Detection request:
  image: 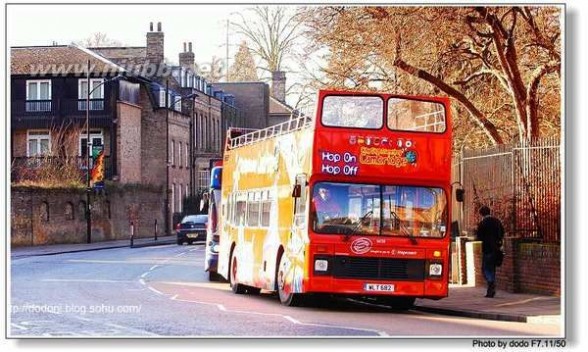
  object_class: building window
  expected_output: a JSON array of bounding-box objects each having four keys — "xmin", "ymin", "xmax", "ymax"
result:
[
  {"xmin": 27, "ymin": 130, "xmax": 51, "ymax": 157},
  {"xmin": 78, "ymin": 78, "xmax": 105, "ymax": 110},
  {"xmin": 174, "ymin": 96, "xmax": 182, "ymax": 112},
  {"xmin": 79, "ymin": 130, "xmax": 104, "ymax": 157},
  {"xmin": 186, "ymin": 184, "xmax": 189, "ymax": 198},
  {"xmin": 185, "ymin": 143, "xmax": 189, "ymax": 167},
  {"xmin": 65, "ymin": 202, "xmax": 75, "ymax": 220},
  {"xmin": 171, "ymin": 140, "xmax": 175, "ymax": 165},
  {"xmin": 171, "ymin": 184, "xmax": 175, "ymax": 213},
  {"xmin": 26, "ymin": 80, "xmax": 52, "ymax": 112},
  {"xmin": 40, "ymin": 201, "xmax": 49, "ymax": 222},
  {"xmin": 159, "ymin": 89, "xmax": 166, "ymax": 108},
  {"xmin": 177, "ymin": 184, "xmax": 182, "ymax": 213},
  {"xmin": 178, "ymin": 141, "xmax": 182, "ymax": 168}
]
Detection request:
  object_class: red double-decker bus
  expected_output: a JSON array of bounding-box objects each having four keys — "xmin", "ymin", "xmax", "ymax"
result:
[{"xmin": 215, "ymin": 89, "xmax": 454, "ymax": 309}]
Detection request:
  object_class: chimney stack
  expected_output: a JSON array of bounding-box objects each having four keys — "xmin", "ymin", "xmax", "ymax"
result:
[
  {"xmin": 271, "ymin": 71, "xmax": 286, "ymax": 103},
  {"xmin": 179, "ymin": 41, "xmax": 195, "ymax": 70},
  {"xmin": 146, "ymin": 21, "xmax": 164, "ymax": 64}
]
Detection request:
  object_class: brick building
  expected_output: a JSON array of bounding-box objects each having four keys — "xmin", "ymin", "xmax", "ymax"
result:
[{"xmin": 10, "ymin": 22, "xmax": 245, "ymax": 236}]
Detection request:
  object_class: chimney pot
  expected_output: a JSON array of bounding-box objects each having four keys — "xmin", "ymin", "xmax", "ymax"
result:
[
  {"xmin": 157, "ymin": 22, "xmax": 162, "ymax": 32},
  {"xmin": 183, "ymin": 42, "xmax": 187, "ymax": 52},
  {"xmin": 189, "ymin": 42, "xmax": 193, "ymax": 52},
  {"xmin": 150, "ymin": 22, "xmax": 153, "ymax": 31}
]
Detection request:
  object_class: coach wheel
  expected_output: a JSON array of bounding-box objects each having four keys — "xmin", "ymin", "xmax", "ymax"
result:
[
  {"xmin": 277, "ymin": 254, "xmax": 303, "ymax": 306},
  {"xmin": 230, "ymin": 251, "xmax": 246, "ymax": 294}
]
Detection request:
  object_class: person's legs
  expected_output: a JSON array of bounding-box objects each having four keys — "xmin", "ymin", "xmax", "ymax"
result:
[{"xmin": 482, "ymin": 252, "xmax": 496, "ymax": 297}]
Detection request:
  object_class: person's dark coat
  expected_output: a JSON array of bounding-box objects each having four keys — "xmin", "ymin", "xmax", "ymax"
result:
[{"xmin": 476, "ymin": 216, "xmax": 505, "ymax": 254}]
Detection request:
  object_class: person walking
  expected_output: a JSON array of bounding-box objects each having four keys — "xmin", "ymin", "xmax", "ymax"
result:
[{"xmin": 476, "ymin": 205, "xmax": 505, "ymax": 298}]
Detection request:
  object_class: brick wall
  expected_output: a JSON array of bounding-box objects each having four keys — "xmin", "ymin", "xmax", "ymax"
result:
[
  {"xmin": 116, "ymin": 101, "xmax": 142, "ymax": 183},
  {"xmin": 514, "ymin": 241, "xmax": 561, "ymax": 296},
  {"xmin": 12, "ymin": 130, "xmax": 27, "ymax": 157},
  {"xmin": 139, "ymin": 86, "xmax": 166, "ymax": 185},
  {"xmin": 462, "ymin": 238, "xmax": 560, "ymax": 296},
  {"xmin": 11, "ymin": 185, "xmax": 165, "ymax": 246},
  {"xmin": 212, "ymin": 82, "xmax": 269, "ymax": 130}
]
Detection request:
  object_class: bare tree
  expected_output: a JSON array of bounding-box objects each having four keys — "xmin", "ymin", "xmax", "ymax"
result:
[
  {"xmin": 232, "ymin": 6, "xmax": 303, "ymax": 74},
  {"xmin": 76, "ymin": 32, "xmax": 123, "ymax": 47}
]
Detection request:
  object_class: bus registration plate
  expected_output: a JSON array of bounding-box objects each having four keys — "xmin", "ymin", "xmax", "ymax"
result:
[{"xmin": 364, "ymin": 283, "xmax": 395, "ymax": 292}]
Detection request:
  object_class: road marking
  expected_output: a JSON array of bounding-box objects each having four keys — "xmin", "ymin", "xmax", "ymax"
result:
[
  {"xmin": 11, "ymin": 323, "xmax": 28, "ymax": 331},
  {"xmin": 169, "ymin": 296, "xmax": 384, "ymax": 336},
  {"xmin": 42, "ymin": 279, "xmax": 133, "ymax": 283},
  {"xmin": 149, "ymin": 265, "xmax": 160, "ymax": 271},
  {"xmin": 139, "ymin": 278, "xmax": 146, "ymax": 285},
  {"xmin": 147, "ymin": 286, "xmax": 166, "ymax": 296},
  {"xmin": 140, "ymin": 272, "xmax": 149, "ymax": 278},
  {"xmin": 283, "ymin": 315, "xmax": 388, "ymax": 336}
]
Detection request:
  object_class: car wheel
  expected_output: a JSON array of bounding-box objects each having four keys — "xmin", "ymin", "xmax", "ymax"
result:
[
  {"xmin": 188, "ymin": 240, "xmax": 193, "ymax": 245},
  {"xmin": 276, "ymin": 254, "xmax": 303, "ymax": 306},
  {"xmin": 177, "ymin": 239, "xmax": 183, "ymax": 245},
  {"xmin": 230, "ymin": 251, "xmax": 246, "ymax": 294}
]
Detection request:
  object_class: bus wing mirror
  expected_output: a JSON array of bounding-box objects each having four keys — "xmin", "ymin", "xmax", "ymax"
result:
[
  {"xmin": 292, "ymin": 184, "xmax": 301, "ymax": 198},
  {"xmin": 455, "ymin": 189, "xmax": 465, "ymax": 202}
]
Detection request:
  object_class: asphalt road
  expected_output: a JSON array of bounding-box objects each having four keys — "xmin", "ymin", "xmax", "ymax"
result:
[{"xmin": 9, "ymin": 244, "xmax": 560, "ymax": 337}]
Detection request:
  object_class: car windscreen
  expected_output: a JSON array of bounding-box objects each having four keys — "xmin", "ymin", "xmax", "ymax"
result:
[{"xmin": 182, "ymin": 215, "xmax": 208, "ymax": 224}]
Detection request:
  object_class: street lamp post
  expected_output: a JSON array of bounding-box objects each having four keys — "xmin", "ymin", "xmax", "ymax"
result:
[
  {"xmin": 164, "ymin": 79, "xmax": 197, "ymax": 236},
  {"xmin": 85, "ymin": 59, "xmax": 123, "ymax": 243}
]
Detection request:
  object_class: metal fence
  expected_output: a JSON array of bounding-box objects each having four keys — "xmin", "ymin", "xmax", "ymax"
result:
[{"xmin": 456, "ymin": 137, "xmax": 561, "ymax": 243}]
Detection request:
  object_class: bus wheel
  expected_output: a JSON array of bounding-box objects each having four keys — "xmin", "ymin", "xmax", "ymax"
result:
[
  {"xmin": 277, "ymin": 254, "xmax": 303, "ymax": 306},
  {"xmin": 230, "ymin": 252, "xmax": 246, "ymax": 294}
]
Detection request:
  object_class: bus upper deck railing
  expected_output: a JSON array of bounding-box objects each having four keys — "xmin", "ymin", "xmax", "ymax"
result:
[{"xmin": 226, "ymin": 115, "xmax": 313, "ymax": 150}]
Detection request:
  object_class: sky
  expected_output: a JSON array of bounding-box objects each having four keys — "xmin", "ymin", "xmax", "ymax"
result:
[{"xmin": 8, "ymin": 4, "xmax": 255, "ymax": 70}]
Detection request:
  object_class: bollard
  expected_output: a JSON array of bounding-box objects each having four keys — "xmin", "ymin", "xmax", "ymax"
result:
[
  {"xmin": 130, "ymin": 221, "xmax": 135, "ymax": 247},
  {"xmin": 154, "ymin": 219, "xmax": 158, "ymax": 241}
]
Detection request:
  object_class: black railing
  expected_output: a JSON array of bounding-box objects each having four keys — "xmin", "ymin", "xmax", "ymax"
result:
[
  {"xmin": 25, "ymin": 100, "xmax": 52, "ymax": 112},
  {"xmin": 77, "ymin": 99, "xmax": 105, "ymax": 111},
  {"xmin": 11, "ymin": 156, "xmax": 113, "ymax": 184}
]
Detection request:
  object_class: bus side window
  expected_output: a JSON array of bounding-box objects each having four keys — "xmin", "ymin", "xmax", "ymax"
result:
[{"xmin": 294, "ymin": 174, "xmax": 308, "ymax": 227}]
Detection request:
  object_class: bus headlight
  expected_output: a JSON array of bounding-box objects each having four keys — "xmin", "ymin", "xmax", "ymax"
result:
[
  {"xmin": 315, "ymin": 259, "xmax": 329, "ymax": 272},
  {"xmin": 428, "ymin": 263, "xmax": 443, "ymax": 277}
]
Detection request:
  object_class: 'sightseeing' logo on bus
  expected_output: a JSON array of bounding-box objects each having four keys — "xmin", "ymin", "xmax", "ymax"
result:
[{"xmin": 351, "ymin": 238, "xmax": 373, "ymax": 255}]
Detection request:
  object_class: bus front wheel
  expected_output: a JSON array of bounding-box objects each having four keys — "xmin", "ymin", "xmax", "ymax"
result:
[{"xmin": 277, "ymin": 254, "xmax": 303, "ymax": 307}]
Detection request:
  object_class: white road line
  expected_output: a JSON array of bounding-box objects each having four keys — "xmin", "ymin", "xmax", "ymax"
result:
[
  {"xmin": 139, "ymin": 278, "xmax": 146, "ymax": 286},
  {"xmin": 42, "ymin": 279, "xmax": 133, "ymax": 283},
  {"xmin": 140, "ymin": 272, "xmax": 149, "ymax": 278},
  {"xmin": 149, "ymin": 265, "xmax": 160, "ymax": 271},
  {"xmin": 283, "ymin": 315, "xmax": 388, "ymax": 336},
  {"xmin": 169, "ymin": 295, "xmax": 385, "ymax": 336},
  {"xmin": 11, "ymin": 323, "xmax": 28, "ymax": 331},
  {"xmin": 147, "ymin": 286, "xmax": 165, "ymax": 296}
]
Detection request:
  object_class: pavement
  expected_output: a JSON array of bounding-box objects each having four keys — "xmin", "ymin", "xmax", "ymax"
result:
[{"xmin": 9, "ymin": 238, "xmax": 561, "ymax": 325}]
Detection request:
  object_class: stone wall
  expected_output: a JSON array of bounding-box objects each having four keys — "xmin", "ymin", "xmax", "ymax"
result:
[{"xmin": 11, "ymin": 184, "xmax": 165, "ymax": 246}]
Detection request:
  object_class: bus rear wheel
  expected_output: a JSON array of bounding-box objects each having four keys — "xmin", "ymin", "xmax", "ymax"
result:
[
  {"xmin": 230, "ymin": 252, "xmax": 246, "ymax": 294},
  {"xmin": 277, "ymin": 254, "xmax": 303, "ymax": 306}
]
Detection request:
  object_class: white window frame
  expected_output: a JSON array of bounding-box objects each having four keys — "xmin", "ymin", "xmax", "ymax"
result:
[
  {"xmin": 78, "ymin": 78, "xmax": 104, "ymax": 100},
  {"xmin": 170, "ymin": 140, "xmax": 175, "ymax": 165},
  {"xmin": 186, "ymin": 184, "xmax": 189, "ymax": 198},
  {"xmin": 171, "ymin": 183, "xmax": 175, "ymax": 213},
  {"xmin": 185, "ymin": 143, "xmax": 189, "ymax": 167},
  {"xmin": 26, "ymin": 130, "xmax": 51, "ymax": 157},
  {"xmin": 79, "ymin": 129, "xmax": 104, "ymax": 156},
  {"xmin": 159, "ymin": 89, "xmax": 166, "ymax": 108},
  {"xmin": 26, "ymin": 80, "xmax": 52, "ymax": 100},
  {"xmin": 177, "ymin": 184, "xmax": 182, "ymax": 213},
  {"xmin": 178, "ymin": 141, "xmax": 182, "ymax": 167}
]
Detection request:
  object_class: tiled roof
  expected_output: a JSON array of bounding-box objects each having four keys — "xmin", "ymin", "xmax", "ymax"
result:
[
  {"xmin": 269, "ymin": 95, "xmax": 297, "ymax": 115},
  {"xmin": 11, "ymin": 45, "xmax": 125, "ymax": 76}
]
